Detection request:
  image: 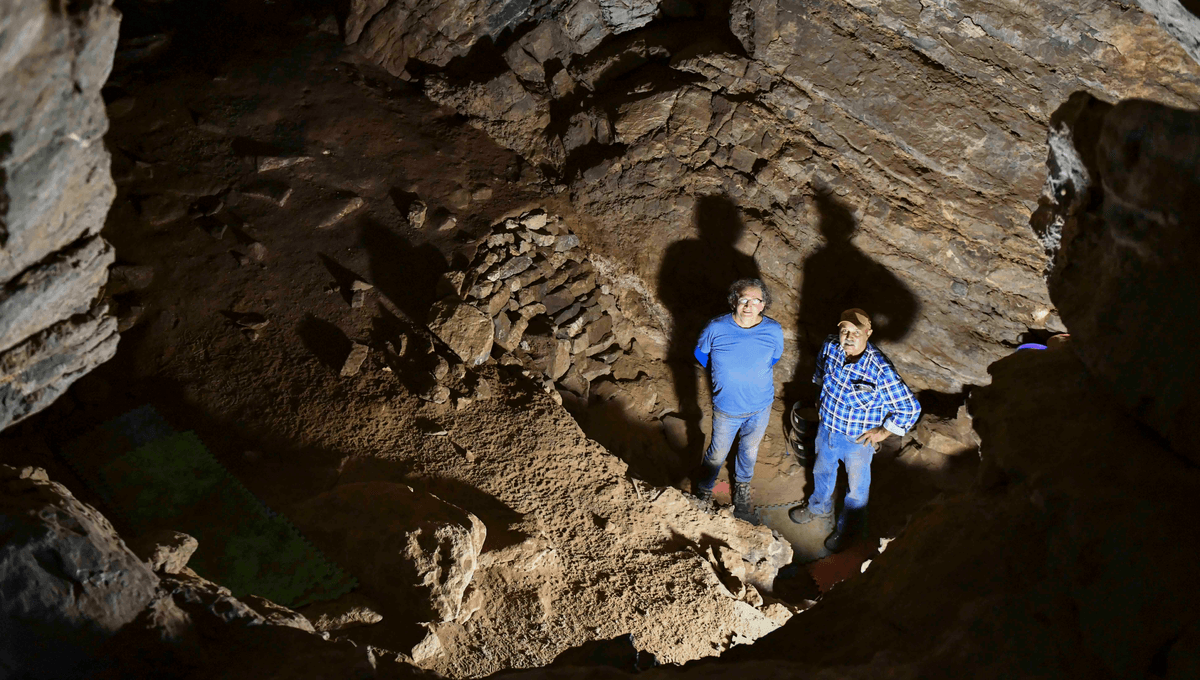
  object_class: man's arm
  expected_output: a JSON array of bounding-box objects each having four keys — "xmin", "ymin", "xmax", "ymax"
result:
[
  {"xmin": 878, "ymin": 365, "xmax": 921, "ymax": 436},
  {"xmin": 769, "ymin": 324, "xmax": 784, "ymax": 367},
  {"xmin": 812, "ymin": 339, "xmax": 830, "ymax": 385},
  {"xmin": 694, "ymin": 320, "xmax": 716, "ymax": 368}
]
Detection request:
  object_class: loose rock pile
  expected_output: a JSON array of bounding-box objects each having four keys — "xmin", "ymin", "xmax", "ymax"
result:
[{"xmin": 431, "ymin": 210, "xmax": 662, "ymax": 414}]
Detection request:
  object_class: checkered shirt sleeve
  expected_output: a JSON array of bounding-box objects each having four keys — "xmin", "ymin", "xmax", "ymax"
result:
[{"xmin": 813, "ymin": 338, "xmax": 921, "ymax": 437}]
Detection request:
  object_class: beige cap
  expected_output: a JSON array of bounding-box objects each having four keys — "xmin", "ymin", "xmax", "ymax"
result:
[{"xmin": 838, "ymin": 308, "xmax": 872, "ymax": 331}]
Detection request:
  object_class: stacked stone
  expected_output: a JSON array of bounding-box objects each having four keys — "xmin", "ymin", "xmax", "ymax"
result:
[{"xmin": 448, "ymin": 210, "xmax": 634, "ymax": 402}]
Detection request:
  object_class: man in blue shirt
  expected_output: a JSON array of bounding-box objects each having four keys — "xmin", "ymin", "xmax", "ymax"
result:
[
  {"xmin": 789, "ymin": 308, "xmax": 920, "ymax": 552},
  {"xmin": 692, "ymin": 279, "xmax": 785, "ymax": 521}
]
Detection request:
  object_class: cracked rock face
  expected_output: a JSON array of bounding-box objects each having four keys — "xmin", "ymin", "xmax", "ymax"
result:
[
  {"xmin": 0, "ymin": 0, "xmax": 121, "ymax": 430},
  {"xmin": 349, "ymin": 0, "xmax": 1200, "ymax": 393}
]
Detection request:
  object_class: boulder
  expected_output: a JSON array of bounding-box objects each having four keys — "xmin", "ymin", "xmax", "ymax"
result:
[
  {"xmin": 290, "ymin": 482, "xmax": 486, "ymax": 625},
  {"xmin": 428, "ymin": 298, "xmax": 494, "ymax": 366},
  {"xmin": 0, "ymin": 465, "xmax": 160, "ymax": 678}
]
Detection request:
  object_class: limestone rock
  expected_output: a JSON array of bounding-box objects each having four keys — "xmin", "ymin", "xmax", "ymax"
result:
[
  {"xmin": 239, "ymin": 179, "xmax": 292, "ymax": 206},
  {"xmin": 339, "ymin": 342, "xmax": 369, "ymax": 377},
  {"xmin": 358, "ymin": 0, "xmax": 1200, "ymax": 395},
  {"xmin": 298, "ymin": 592, "xmax": 384, "ymax": 632},
  {"xmin": 0, "ymin": 304, "xmax": 118, "ymax": 430},
  {"xmin": 315, "ymin": 195, "xmax": 365, "ymax": 228},
  {"xmin": 290, "ymin": 482, "xmax": 486, "ymax": 624},
  {"xmin": 0, "ymin": 236, "xmax": 114, "ymax": 354},
  {"xmin": 128, "ymin": 530, "xmax": 199, "ymax": 575},
  {"xmin": 242, "ymin": 595, "xmax": 316, "ymax": 633},
  {"xmin": 107, "ymin": 264, "xmax": 154, "ymax": 295},
  {"xmin": 0, "ymin": 465, "xmax": 160, "ymax": 678},
  {"xmin": 493, "ymin": 312, "xmax": 529, "ymax": 352},
  {"xmin": 256, "ymin": 155, "xmax": 312, "ymax": 172},
  {"xmin": 913, "ymin": 416, "xmax": 978, "ymax": 457},
  {"xmin": 408, "ymin": 199, "xmax": 428, "ymax": 228},
  {"xmin": 428, "ymin": 298, "xmax": 494, "ymax": 366},
  {"xmin": 0, "ymin": 0, "xmax": 119, "ymax": 284}
]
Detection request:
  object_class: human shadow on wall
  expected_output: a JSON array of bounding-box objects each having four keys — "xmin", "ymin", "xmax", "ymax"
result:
[
  {"xmin": 657, "ymin": 194, "xmax": 760, "ymax": 471},
  {"xmin": 789, "ymin": 192, "xmax": 919, "ymax": 403}
]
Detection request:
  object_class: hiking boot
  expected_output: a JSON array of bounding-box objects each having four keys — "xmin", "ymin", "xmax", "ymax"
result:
[
  {"xmin": 823, "ymin": 525, "xmax": 851, "ymax": 553},
  {"xmin": 824, "ymin": 507, "xmax": 867, "ymax": 553},
  {"xmin": 732, "ymin": 482, "xmax": 755, "ymax": 523},
  {"xmin": 788, "ymin": 504, "xmax": 832, "ymax": 525},
  {"xmin": 692, "ymin": 487, "xmax": 713, "ymax": 513}
]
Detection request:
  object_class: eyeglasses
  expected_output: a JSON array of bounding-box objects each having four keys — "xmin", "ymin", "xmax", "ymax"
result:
[{"xmin": 738, "ymin": 298, "xmax": 764, "ymax": 307}]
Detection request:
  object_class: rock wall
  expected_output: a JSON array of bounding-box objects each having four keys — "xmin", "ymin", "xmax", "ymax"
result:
[
  {"xmin": 1039, "ymin": 93, "xmax": 1200, "ymax": 467},
  {"xmin": 346, "ymin": 0, "xmax": 1200, "ymax": 393},
  {"xmin": 0, "ymin": 0, "xmax": 120, "ymax": 430}
]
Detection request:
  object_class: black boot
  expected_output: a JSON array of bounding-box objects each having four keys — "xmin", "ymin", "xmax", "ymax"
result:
[
  {"xmin": 732, "ymin": 482, "xmax": 755, "ymax": 523},
  {"xmin": 692, "ymin": 487, "xmax": 713, "ymax": 513},
  {"xmin": 824, "ymin": 507, "xmax": 867, "ymax": 553}
]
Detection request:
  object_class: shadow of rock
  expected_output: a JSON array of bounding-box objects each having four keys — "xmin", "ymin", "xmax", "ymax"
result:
[
  {"xmin": 336, "ymin": 456, "xmax": 529, "ymax": 555},
  {"xmin": 1042, "ymin": 93, "xmax": 1200, "ymax": 466},
  {"xmin": 296, "ymin": 314, "xmax": 352, "ymax": 372},
  {"xmin": 723, "ymin": 348, "xmax": 1200, "ymax": 677},
  {"xmin": 360, "ymin": 218, "xmax": 448, "ymax": 321}
]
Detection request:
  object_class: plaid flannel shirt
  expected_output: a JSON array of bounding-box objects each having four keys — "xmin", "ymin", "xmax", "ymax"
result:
[{"xmin": 814, "ymin": 336, "xmax": 920, "ymax": 437}]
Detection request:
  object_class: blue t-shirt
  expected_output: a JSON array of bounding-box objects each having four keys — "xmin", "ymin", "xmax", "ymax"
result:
[{"xmin": 695, "ymin": 314, "xmax": 784, "ymax": 414}]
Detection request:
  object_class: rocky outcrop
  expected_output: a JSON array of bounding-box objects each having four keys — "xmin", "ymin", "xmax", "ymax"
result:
[
  {"xmin": 0, "ymin": 465, "xmax": 423, "ymax": 679},
  {"xmin": 0, "ymin": 0, "xmax": 120, "ymax": 430},
  {"xmin": 0, "ymin": 464, "xmax": 161, "ymax": 679},
  {"xmin": 348, "ymin": 0, "xmax": 1200, "ymax": 394},
  {"xmin": 1039, "ymin": 94, "xmax": 1200, "ymax": 466}
]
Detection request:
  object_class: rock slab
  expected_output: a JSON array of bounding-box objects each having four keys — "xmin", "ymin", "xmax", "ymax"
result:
[{"xmin": 428, "ymin": 298, "xmax": 494, "ymax": 366}]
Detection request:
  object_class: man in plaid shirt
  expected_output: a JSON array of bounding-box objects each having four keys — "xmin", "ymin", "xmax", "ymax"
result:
[{"xmin": 789, "ymin": 308, "xmax": 920, "ymax": 552}]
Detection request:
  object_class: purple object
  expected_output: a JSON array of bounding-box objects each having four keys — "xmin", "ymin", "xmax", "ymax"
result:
[{"xmin": 1017, "ymin": 343, "xmax": 1048, "ymax": 351}]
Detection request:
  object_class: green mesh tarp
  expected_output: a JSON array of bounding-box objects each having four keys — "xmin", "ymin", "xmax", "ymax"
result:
[{"xmin": 60, "ymin": 405, "xmax": 355, "ymax": 607}]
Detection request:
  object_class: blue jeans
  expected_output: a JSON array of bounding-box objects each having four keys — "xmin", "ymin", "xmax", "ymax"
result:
[
  {"xmin": 698, "ymin": 407, "xmax": 771, "ymax": 489},
  {"xmin": 807, "ymin": 424, "xmax": 874, "ymax": 516}
]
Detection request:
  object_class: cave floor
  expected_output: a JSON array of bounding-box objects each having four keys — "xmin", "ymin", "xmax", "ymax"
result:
[{"xmin": 2, "ymin": 11, "xmax": 975, "ymax": 676}]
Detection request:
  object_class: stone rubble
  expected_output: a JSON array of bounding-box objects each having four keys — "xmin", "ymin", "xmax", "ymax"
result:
[{"xmin": 428, "ymin": 209, "xmax": 675, "ymax": 420}]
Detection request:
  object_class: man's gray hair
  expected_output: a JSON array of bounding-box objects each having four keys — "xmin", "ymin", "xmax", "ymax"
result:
[{"xmin": 727, "ymin": 278, "xmax": 772, "ymax": 311}]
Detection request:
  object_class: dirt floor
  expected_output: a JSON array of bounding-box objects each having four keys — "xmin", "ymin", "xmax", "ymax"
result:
[{"xmin": 1, "ymin": 7, "xmax": 977, "ymax": 677}]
